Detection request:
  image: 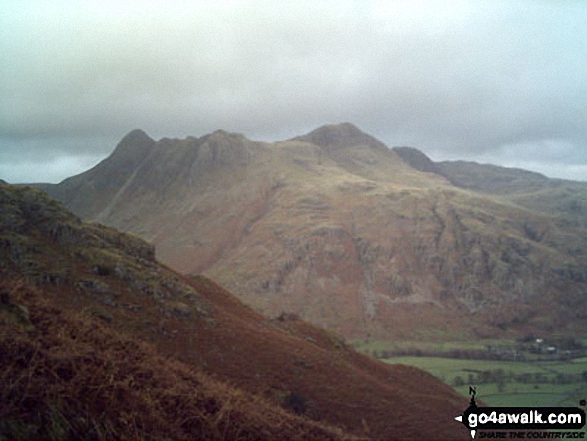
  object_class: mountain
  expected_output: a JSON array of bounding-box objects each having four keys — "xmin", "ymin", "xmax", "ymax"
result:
[
  {"xmin": 0, "ymin": 181, "xmax": 469, "ymax": 439},
  {"xmin": 36, "ymin": 124, "xmax": 587, "ymax": 341},
  {"xmin": 395, "ymin": 147, "xmax": 587, "ymax": 225}
]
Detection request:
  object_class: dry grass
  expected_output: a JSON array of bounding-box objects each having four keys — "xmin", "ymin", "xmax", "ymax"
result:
[{"xmin": 0, "ymin": 279, "xmax": 349, "ymax": 440}]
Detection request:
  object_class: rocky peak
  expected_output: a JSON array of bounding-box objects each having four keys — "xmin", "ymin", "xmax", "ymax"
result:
[
  {"xmin": 110, "ymin": 129, "xmax": 156, "ymax": 163},
  {"xmin": 199, "ymin": 129, "xmax": 249, "ymax": 147},
  {"xmin": 121, "ymin": 129, "xmax": 153, "ymax": 144},
  {"xmin": 293, "ymin": 123, "xmax": 387, "ymax": 151},
  {"xmin": 197, "ymin": 129, "xmax": 253, "ymax": 166}
]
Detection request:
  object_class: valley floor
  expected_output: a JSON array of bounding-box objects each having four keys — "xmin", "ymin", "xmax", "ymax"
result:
[
  {"xmin": 354, "ymin": 338, "xmax": 587, "ymax": 407},
  {"xmin": 385, "ymin": 356, "xmax": 587, "ymax": 407}
]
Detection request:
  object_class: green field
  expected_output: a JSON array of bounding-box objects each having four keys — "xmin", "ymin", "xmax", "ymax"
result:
[
  {"xmin": 353, "ymin": 337, "xmax": 587, "ymax": 358},
  {"xmin": 353, "ymin": 338, "xmax": 515, "ymax": 354},
  {"xmin": 383, "ymin": 355, "xmax": 587, "ymax": 407}
]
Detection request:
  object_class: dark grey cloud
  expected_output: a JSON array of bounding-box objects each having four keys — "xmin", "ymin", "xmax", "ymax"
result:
[{"xmin": 1, "ymin": 0, "xmax": 586, "ymax": 183}]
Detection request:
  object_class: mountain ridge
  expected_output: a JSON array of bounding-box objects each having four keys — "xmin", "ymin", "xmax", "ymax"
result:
[
  {"xmin": 393, "ymin": 146, "xmax": 587, "ymax": 224},
  {"xmin": 32, "ymin": 123, "xmax": 587, "ymax": 341}
]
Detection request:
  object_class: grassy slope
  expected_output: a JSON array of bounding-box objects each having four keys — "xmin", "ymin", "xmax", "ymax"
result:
[{"xmin": 0, "ymin": 278, "xmax": 348, "ymax": 440}]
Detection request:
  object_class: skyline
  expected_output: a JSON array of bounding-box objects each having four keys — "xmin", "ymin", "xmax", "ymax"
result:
[{"xmin": 1, "ymin": 0, "xmax": 586, "ymax": 183}]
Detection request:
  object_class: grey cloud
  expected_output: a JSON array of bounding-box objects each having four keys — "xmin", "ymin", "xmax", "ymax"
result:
[
  {"xmin": 0, "ymin": 135, "xmax": 117, "ymax": 183},
  {"xmin": 0, "ymin": 0, "xmax": 586, "ymax": 182},
  {"xmin": 0, "ymin": 152, "xmax": 104, "ymax": 184}
]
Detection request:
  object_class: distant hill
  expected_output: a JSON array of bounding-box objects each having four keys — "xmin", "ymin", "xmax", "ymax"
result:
[
  {"xmin": 0, "ymin": 181, "xmax": 469, "ymax": 440},
  {"xmin": 394, "ymin": 147, "xmax": 587, "ymax": 224},
  {"xmin": 35, "ymin": 124, "xmax": 587, "ymax": 341}
]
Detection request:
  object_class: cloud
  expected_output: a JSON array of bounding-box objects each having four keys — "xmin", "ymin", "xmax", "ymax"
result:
[
  {"xmin": 0, "ymin": 152, "xmax": 104, "ymax": 184},
  {"xmin": 0, "ymin": 0, "xmax": 586, "ymax": 182}
]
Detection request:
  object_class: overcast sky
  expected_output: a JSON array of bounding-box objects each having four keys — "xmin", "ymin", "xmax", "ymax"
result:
[{"xmin": 1, "ymin": 0, "xmax": 586, "ymax": 183}]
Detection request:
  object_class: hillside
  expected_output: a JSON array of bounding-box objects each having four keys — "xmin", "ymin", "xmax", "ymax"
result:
[
  {"xmin": 0, "ymin": 279, "xmax": 347, "ymax": 440},
  {"xmin": 0, "ymin": 181, "xmax": 470, "ymax": 439},
  {"xmin": 36, "ymin": 124, "xmax": 587, "ymax": 341},
  {"xmin": 395, "ymin": 146, "xmax": 587, "ymax": 227}
]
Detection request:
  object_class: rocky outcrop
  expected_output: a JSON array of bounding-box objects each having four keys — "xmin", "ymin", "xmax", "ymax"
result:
[{"xmin": 0, "ymin": 182, "xmax": 210, "ymax": 318}]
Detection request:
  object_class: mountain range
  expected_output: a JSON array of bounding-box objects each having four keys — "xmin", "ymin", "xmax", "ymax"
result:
[{"xmin": 36, "ymin": 123, "xmax": 587, "ymax": 340}]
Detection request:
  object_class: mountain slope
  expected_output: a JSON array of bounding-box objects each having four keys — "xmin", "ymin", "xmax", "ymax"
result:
[
  {"xmin": 0, "ymin": 181, "xmax": 469, "ymax": 440},
  {"xmin": 394, "ymin": 147, "xmax": 587, "ymax": 226},
  {"xmin": 36, "ymin": 124, "xmax": 587, "ymax": 340},
  {"xmin": 0, "ymin": 280, "xmax": 347, "ymax": 440}
]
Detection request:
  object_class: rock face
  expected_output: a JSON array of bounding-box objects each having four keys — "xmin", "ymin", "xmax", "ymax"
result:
[{"xmin": 37, "ymin": 124, "xmax": 587, "ymax": 340}]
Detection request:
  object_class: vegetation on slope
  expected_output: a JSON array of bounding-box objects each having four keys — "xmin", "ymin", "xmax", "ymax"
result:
[{"xmin": 0, "ymin": 278, "xmax": 347, "ymax": 440}]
